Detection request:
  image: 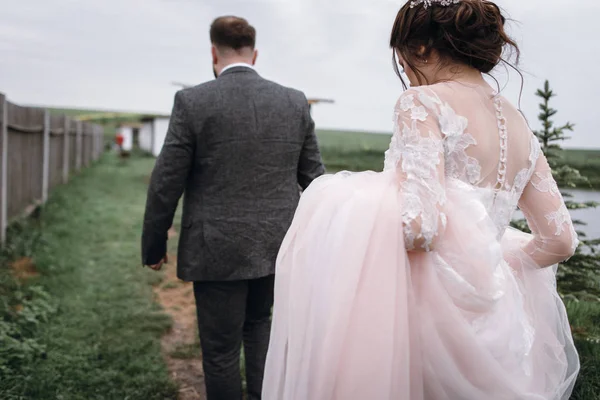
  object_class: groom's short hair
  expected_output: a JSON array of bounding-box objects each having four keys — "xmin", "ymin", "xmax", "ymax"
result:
[{"xmin": 210, "ymin": 16, "xmax": 256, "ymax": 51}]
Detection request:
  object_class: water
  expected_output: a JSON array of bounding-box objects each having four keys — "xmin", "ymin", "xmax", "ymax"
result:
[
  {"xmin": 515, "ymin": 190, "xmax": 600, "ymax": 239},
  {"xmin": 569, "ymin": 190, "xmax": 600, "ymax": 239}
]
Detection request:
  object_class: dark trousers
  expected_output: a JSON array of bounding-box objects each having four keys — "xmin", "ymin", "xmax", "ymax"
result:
[{"xmin": 193, "ymin": 275, "xmax": 275, "ymax": 400}]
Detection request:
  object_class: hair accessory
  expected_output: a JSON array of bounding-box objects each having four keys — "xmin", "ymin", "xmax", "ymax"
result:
[{"xmin": 410, "ymin": 0, "xmax": 461, "ymax": 9}]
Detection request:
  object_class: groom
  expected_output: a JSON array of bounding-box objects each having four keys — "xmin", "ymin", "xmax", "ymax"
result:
[{"xmin": 141, "ymin": 16, "xmax": 325, "ymax": 400}]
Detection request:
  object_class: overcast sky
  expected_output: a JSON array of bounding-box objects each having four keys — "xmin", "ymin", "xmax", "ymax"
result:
[{"xmin": 0, "ymin": 0, "xmax": 596, "ymax": 148}]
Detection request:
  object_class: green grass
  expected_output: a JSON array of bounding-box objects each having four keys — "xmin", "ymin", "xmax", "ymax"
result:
[
  {"xmin": 567, "ymin": 300, "xmax": 600, "ymax": 341},
  {"xmin": 317, "ymin": 129, "xmax": 390, "ymax": 173},
  {"xmin": 316, "ymin": 129, "xmax": 391, "ymax": 152},
  {"xmin": 317, "ymin": 129, "xmax": 600, "ymax": 188},
  {"xmin": 566, "ymin": 300, "xmax": 600, "ymax": 399},
  {"xmin": 0, "ymin": 155, "xmax": 177, "ymax": 399},
  {"xmin": 559, "ymin": 149, "xmax": 600, "ymax": 189}
]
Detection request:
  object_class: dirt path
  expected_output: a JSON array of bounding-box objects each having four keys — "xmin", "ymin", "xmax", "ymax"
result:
[{"xmin": 153, "ymin": 228, "xmax": 206, "ymax": 400}]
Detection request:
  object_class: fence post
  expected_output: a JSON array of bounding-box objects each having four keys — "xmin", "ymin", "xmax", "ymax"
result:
[
  {"xmin": 0, "ymin": 94, "xmax": 7, "ymax": 244},
  {"xmin": 42, "ymin": 110, "xmax": 50, "ymax": 203},
  {"xmin": 62, "ymin": 116, "xmax": 70, "ymax": 183},
  {"xmin": 76, "ymin": 120, "xmax": 82, "ymax": 171}
]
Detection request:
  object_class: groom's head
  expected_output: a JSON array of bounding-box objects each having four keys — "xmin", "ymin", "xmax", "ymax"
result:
[{"xmin": 210, "ymin": 16, "xmax": 257, "ymax": 78}]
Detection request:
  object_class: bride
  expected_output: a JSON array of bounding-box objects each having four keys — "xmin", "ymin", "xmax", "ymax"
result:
[{"xmin": 262, "ymin": 0, "xmax": 580, "ymax": 399}]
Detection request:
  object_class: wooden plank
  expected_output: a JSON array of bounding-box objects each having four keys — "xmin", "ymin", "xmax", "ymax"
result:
[
  {"xmin": 76, "ymin": 120, "xmax": 82, "ymax": 171},
  {"xmin": 63, "ymin": 116, "xmax": 70, "ymax": 183},
  {"xmin": 6, "ymin": 104, "xmax": 45, "ymax": 221},
  {"xmin": 69, "ymin": 120, "xmax": 76, "ymax": 172},
  {"xmin": 29, "ymin": 111, "xmax": 44, "ymax": 213},
  {"xmin": 6, "ymin": 104, "xmax": 23, "ymax": 221},
  {"xmin": 42, "ymin": 109, "xmax": 50, "ymax": 203},
  {"xmin": 82, "ymin": 123, "xmax": 87, "ymax": 167},
  {"xmin": 97, "ymin": 125, "xmax": 104, "ymax": 160},
  {"xmin": 49, "ymin": 133, "xmax": 63, "ymax": 189},
  {"xmin": 49, "ymin": 114, "xmax": 64, "ymax": 136},
  {"xmin": 92, "ymin": 125, "xmax": 99, "ymax": 161},
  {"xmin": 48, "ymin": 114, "xmax": 63, "ymax": 190},
  {"xmin": 83, "ymin": 122, "xmax": 92, "ymax": 167},
  {"xmin": 6, "ymin": 102, "xmax": 21, "ymax": 222},
  {"xmin": 0, "ymin": 93, "xmax": 6, "ymax": 244}
]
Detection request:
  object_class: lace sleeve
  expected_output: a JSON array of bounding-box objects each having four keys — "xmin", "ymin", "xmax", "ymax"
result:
[
  {"xmin": 518, "ymin": 153, "xmax": 578, "ymax": 267},
  {"xmin": 387, "ymin": 90, "xmax": 446, "ymax": 251}
]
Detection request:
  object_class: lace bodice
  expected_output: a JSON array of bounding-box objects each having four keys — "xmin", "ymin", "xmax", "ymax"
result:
[{"xmin": 384, "ymin": 82, "xmax": 578, "ymax": 266}]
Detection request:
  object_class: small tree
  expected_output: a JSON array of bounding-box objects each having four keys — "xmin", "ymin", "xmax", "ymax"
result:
[
  {"xmin": 514, "ymin": 81, "xmax": 600, "ymax": 299},
  {"xmin": 535, "ymin": 81, "xmax": 589, "ymax": 190}
]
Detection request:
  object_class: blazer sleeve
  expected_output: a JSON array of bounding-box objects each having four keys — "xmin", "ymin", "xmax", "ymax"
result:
[
  {"xmin": 141, "ymin": 90, "xmax": 195, "ymax": 265},
  {"xmin": 297, "ymin": 95, "xmax": 325, "ymax": 189}
]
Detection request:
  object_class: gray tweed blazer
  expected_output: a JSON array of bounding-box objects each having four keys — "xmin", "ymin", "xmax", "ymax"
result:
[{"xmin": 141, "ymin": 66, "xmax": 325, "ymax": 281}]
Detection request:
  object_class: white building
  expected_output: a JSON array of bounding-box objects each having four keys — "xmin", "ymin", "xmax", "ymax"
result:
[
  {"xmin": 116, "ymin": 125, "xmax": 134, "ymax": 152},
  {"xmin": 139, "ymin": 116, "xmax": 170, "ymax": 157}
]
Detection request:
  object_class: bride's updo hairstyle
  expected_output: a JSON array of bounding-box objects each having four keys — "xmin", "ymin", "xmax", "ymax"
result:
[{"xmin": 390, "ymin": 0, "xmax": 520, "ymax": 88}]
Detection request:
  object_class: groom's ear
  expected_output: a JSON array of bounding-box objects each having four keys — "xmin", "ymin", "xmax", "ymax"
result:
[
  {"xmin": 252, "ymin": 49, "xmax": 258, "ymax": 66},
  {"xmin": 211, "ymin": 45, "xmax": 219, "ymax": 65}
]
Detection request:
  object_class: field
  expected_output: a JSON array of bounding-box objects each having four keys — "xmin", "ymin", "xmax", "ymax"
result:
[
  {"xmin": 317, "ymin": 129, "xmax": 600, "ymax": 188},
  {"xmin": 561, "ymin": 149, "xmax": 600, "ymax": 189},
  {"xmin": 316, "ymin": 129, "xmax": 390, "ymax": 173}
]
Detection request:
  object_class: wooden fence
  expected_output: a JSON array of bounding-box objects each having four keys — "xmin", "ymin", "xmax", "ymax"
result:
[{"xmin": 0, "ymin": 92, "xmax": 104, "ymax": 243}]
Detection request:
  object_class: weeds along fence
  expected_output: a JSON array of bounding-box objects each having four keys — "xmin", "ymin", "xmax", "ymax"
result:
[{"xmin": 0, "ymin": 92, "xmax": 104, "ymax": 243}]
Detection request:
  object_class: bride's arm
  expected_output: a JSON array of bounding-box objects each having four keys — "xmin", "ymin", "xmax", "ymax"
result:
[
  {"xmin": 518, "ymin": 153, "xmax": 578, "ymax": 267},
  {"xmin": 391, "ymin": 90, "xmax": 446, "ymax": 252}
]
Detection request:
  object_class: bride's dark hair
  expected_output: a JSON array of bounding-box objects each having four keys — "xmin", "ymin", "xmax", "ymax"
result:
[{"xmin": 390, "ymin": 0, "xmax": 520, "ymax": 90}]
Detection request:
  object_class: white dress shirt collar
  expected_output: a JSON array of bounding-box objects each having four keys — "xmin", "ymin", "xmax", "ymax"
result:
[{"xmin": 220, "ymin": 62, "xmax": 255, "ymax": 75}]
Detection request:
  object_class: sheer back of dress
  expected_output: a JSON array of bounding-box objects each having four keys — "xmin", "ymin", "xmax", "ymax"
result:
[
  {"xmin": 384, "ymin": 81, "xmax": 577, "ymax": 265},
  {"xmin": 424, "ymin": 82, "xmax": 536, "ymax": 192},
  {"xmin": 422, "ymin": 82, "xmax": 541, "ymax": 235}
]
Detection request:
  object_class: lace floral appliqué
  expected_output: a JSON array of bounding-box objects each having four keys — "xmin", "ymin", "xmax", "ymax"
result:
[
  {"xmin": 529, "ymin": 164, "xmax": 579, "ymax": 251},
  {"xmin": 546, "ymin": 204, "xmax": 572, "ymax": 236},
  {"xmin": 438, "ymin": 100, "xmax": 481, "ymax": 185},
  {"xmin": 385, "ymin": 91, "xmax": 446, "ymax": 251},
  {"xmin": 531, "ymin": 172, "xmax": 560, "ymax": 197}
]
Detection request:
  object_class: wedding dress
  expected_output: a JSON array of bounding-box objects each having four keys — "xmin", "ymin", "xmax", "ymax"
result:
[{"xmin": 262, "ymin": 81, "xmax": 580, "ymax": 400}]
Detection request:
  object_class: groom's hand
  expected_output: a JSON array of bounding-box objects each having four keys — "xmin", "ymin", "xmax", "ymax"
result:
[{"xmin": 146, "ymin": 254, "xmax": 169, "ymax": 271}]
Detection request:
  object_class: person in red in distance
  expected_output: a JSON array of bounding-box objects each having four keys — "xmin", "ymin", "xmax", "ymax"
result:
[{"xmin": 115, "ymin": 132, "xmax": 124, "ymax": 149}]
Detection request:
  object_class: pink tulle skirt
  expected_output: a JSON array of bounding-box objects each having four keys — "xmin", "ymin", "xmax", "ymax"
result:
[{"xmin": 263, "ymin": 170, "xmax": 579, "ymax": 400}]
